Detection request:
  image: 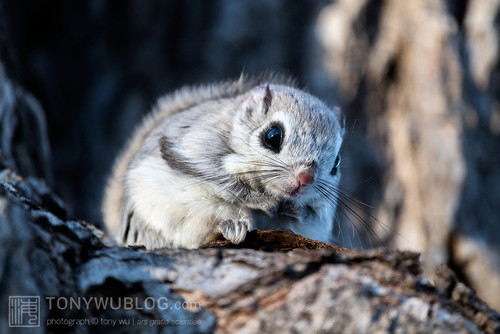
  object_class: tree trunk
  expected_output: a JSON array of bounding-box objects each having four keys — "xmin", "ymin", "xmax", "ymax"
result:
[
  {"xmin": 1, "ymin": 169, "xmax": 499, "ymax": 333},
  {"xmin": 315, "ymin": 0, "xmax": 500, "ymax": 310}
]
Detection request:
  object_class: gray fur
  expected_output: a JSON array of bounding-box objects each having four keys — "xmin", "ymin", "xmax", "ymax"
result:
[
  {"xmin": 102, "ymin": 74, "xmax": 345, "ymax": 249},
  {"xmin": 159, "ymin": 136, "xmax": 205, "ymax": 179}
]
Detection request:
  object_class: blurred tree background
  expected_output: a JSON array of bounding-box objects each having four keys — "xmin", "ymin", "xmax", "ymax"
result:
[{"xmin": 1, "ymin": 0, "xmax": 499, "ymax": 311}]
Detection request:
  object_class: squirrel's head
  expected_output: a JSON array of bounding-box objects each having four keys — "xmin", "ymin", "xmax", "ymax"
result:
[{"xmin": 223, "ymin": 84, "xmax": 345, "ymax": 212}]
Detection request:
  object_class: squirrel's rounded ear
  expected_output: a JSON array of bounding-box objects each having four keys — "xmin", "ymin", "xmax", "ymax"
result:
[
  {"xmin": 263, "ymin": 85, "xmax": 272, "ymax": 114},
  {"xmin": 245, "ymin": 85, "xmax": 273, "ymax": 118},
  {"xmin": 333, "ymin": 106, "xmax": 345, "ymax": 128}
]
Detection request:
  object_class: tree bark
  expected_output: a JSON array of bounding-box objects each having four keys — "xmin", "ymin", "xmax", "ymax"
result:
[
  {"xmin": 315, "ymin": 0, "xmax": 500, "ymax": 310},
  {"xmin": 1, "ymin": 169, "xmax": 499, "ymax": 333}
]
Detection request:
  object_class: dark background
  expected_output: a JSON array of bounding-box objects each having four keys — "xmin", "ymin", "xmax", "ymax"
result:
[{"xmin": 1, "ymin": 0, "xmax": 499, "ymax": 310}]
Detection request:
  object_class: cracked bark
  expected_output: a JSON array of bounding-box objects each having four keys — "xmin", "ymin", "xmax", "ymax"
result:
[{"xmin": 1, "ymin": 169, "xmax": 499, "ymax": 333}]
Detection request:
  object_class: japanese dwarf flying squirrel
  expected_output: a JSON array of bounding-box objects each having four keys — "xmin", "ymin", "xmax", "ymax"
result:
[{"xmin": 102, "ymin": 75, "xmax": 344, "ymax": 249}]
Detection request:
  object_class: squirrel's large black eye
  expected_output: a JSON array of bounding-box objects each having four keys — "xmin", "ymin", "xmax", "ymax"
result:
[
  {"xmin": 331, "ymin": 154, "xmax": 341, "ymax": 175},
  {"xmin": 263, "ymin": 125, "xmax": 283, "ymax": 152}
]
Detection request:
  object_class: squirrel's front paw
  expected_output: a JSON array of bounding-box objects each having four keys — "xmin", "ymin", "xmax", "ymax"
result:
[{"xmin": 217, "ymin": 219, "xmax": 251, "ymax": 244}]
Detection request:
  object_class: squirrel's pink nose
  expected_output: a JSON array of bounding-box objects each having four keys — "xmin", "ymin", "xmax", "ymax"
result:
[{"xmin": 297, "ymin": 171, "xmax": 315, "ymax": 187}]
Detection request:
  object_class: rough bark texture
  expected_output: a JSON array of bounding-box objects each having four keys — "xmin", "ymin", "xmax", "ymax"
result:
[
  {"xmin": 1, "ymin": 0, "xmax": 500, "ymax": 326},
  {"xmin": 1, "ymin": 168, "xmax": 499, "ymax": 333},
  {"xmin": 200, "ymin": 230, "xmax": 349, "ymax": 252},
  {"xmin": 315, "ymin": 0, "xmax": 500, "ymax": 310}
]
